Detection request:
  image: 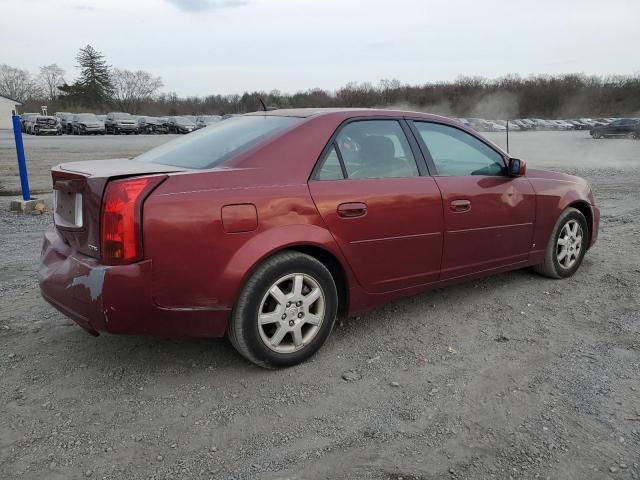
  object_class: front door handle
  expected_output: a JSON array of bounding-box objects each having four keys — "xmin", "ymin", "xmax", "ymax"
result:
[
  {"xmin": 450, "ymin": 199, "xmax": 471, "ymax": 212},
  {"xmin": 337, "ymin": 202, "xmax": 368, "ymax": 218}
]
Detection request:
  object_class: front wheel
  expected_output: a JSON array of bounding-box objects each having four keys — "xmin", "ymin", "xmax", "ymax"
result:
[
  {"xmin": 227, "ymin": 251, "xmax": 338, "ymax": 368},
  {"xmin": 533, "ymin": 207, "xmax": 589, "ymax": 279}
]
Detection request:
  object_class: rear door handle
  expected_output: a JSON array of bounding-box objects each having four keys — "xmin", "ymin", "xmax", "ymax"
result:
[
  {"xmin": 450, "ymin": 199, "xmax": 471, "ymax": 212},
  {"xmin": 337, "ymin": 202, "xmax": 368, "ymax": 218}
]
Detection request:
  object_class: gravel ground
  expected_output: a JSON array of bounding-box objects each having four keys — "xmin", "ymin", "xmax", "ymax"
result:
[
  {"xmin": 0, "ymin": 131, "xmax": 639, "ymax": 479},
  {"xmin": 0, "ymin": 130, "xmax": 176, "ymax": 195}
]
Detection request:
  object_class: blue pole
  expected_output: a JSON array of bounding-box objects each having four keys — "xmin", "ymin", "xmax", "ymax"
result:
[{"xmin": 11, "ymin": 114, "xmax": 31, "ymax": 201}]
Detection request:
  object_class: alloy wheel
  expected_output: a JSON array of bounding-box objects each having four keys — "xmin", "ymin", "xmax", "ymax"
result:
[
  {"xmin": 257, "ymin": 273, "xmax": 325, "ymax": 353},
  {"xmin": 556, "ymin": 219, "xmax": 583, "ymax": 269}
]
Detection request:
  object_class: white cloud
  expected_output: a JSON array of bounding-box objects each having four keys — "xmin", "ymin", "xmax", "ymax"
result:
[
  {"xmin": 0, "ymin": 0, "xmax": 638, "ymax": 96},
  {"xmin": 164, "ymin": 0, "xmax": 248, "ymax": 12}
]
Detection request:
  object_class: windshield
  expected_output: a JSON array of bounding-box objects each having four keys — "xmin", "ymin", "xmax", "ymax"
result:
[
  {"xmin": 77, "ymin": 114, "xmax": 97, "ymax": 121},
  {"xmin": 176, "ymin": 117, "xmax": 195, "ymax": 125},
  {"xmin": 113, "ymin": 113, "xmax": 132, "ymax": 120},
  {"xmin": 137, "ymin": 115, "xmax": 301, "ymax": 169}
]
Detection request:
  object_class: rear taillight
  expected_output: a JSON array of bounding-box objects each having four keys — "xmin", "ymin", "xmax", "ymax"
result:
[{"xmin": 100, "ymin": 175, "xmax": 166, "ymax": 265}]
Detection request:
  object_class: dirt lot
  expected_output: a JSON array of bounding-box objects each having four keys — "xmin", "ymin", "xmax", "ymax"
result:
[
  {"xmin": 0, "ymin": 131, "xmax": 176, "ymax": 195},
  {"xmin": 0, "ymin": 131, "xmax": 639, "ymax": 479}
]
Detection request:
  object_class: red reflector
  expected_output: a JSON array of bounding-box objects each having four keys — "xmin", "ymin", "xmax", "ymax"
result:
[{"xmin": 100, "ymin": 176, "xmax": 165, "ymax": 265}]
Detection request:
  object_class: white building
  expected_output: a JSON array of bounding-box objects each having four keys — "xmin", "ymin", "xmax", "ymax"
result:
[{"xmin": 0, "ymin": 95, "xmax": 23, "ymax": 129}]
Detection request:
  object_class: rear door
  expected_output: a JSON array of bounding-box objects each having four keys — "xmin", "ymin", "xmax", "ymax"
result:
[
  {"xmin": 308, "ymin": 119, "xmax": 444, "ymax": 294},
  {"xmin": 409, "ymin": 120, "xmax": 536, "ymax": 280}
]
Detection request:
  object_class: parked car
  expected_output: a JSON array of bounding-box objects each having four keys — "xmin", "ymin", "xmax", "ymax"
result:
[
  {"xmin": 156, "ymin": 117, "xmax": 171, "ymax": 133},
  {"xmin": 105, "ymin": 112, "xmax": 138, "ymax": 134},
  {"xmin": 72, "ymin": 113, "xmax": 106, "ymax": 135},
  {"xmin": 167, "ymin": 116, "xmax": 196, "ymax": 134},
  {"xmin": 137, "ymin": 116, "xmax": 166, "ymax": 134},
  {"xmin": 590, "ymin": 118, "xmax": 640, "ymax": 139},
  {"xmin": 30, "ymin": 115, "xmax": 60, "ymax": 135},
  {"xmin": 39, "ymin": 108, "xmax": 600, "ymax": 368},
  {"xmin": 467, "ymin": 118, "xmax": 493, "ymax": 131},
  {"xmin": 487, "ymin": 121, "xmax": 506, "ymax": 131},
  {"xmin": 511, "ymin": 119, "xmax": 530, "ymax": 130},
  {"xmin": 20, "ymin": 113, "xmax": 39, "ymax": 133},
  {"xmin": 567, "ymin": 119, "xmax": 588, "ymax": 130},
  {"xmin": 195, "ymin": 115, "xmax": 222, "ymax": 129},
  {"xmin": 500, "ymin": 120, "xmax": 521, "ymax": 131},
  {"xmin": 549, "ymin": 120, "xmax": 570, "ymax": 130},
  {"xmin": 54, "ymin": 113, "xmax": 76, "ymax": 134}
]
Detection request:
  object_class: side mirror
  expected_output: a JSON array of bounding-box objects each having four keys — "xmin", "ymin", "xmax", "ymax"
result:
[{"xmin": 508, "ymin": 157, "xmax": 526, "ymax": 177}]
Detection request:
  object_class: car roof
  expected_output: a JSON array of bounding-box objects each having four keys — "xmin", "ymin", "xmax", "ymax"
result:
[{"xmin": 243, "ymin": 107, "xmax": 453, "ymax": 122}]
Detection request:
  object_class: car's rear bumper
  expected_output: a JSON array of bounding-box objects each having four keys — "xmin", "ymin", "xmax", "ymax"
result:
[{"xmin": 38, "ymin": 226, "xmax": 230, "ymax": 337}]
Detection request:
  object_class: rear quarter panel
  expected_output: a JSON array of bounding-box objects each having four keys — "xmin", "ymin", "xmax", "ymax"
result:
[{"xmin": 143, "ymin": 172, "xmax": 355, "ymax": 311}]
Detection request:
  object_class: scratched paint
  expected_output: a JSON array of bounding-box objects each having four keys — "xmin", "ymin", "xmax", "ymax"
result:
[{"xmin": 68, "ymin": 268, "xmax": 106, "ymax": 301}]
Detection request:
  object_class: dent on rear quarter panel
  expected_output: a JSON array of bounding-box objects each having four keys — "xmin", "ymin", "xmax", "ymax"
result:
[{"xmin": 142, "ymin": 179, "xmax": 342, "ymax": 310}]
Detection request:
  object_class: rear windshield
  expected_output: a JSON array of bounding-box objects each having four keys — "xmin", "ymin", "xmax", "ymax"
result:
[{"xmin": 136, "ymin": 115, "xmax": 301, "ymax": 169}]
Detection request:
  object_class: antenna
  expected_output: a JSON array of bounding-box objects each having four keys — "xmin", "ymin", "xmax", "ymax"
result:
[
  {"xmin": 259, "ymin": 98, "xmax": 267, "ymax": 112},
  {"xmin": 506, "ymin": 119, "xmax": 510, "ymax": 154}
]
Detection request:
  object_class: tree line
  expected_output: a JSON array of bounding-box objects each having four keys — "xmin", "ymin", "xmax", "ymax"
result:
[
  {"xmin": 0, "ymin": 45, "xmax": 163, "ymax": 115},
  {"xmin": 1, "ymin": 45, "xmax": 639, "ymax": 119}
]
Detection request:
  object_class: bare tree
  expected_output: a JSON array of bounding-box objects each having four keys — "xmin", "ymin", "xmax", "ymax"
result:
[
  {"xmin": 39, "ymin": 64, "xmax": 66, "ymax": 101},
  {"xmin": 111, "ymin": 68, "xmax": 163, "ymax": 114},
  {"xmin": 0, "ymin": 64, "xmax": 42, "ymax": 101}
]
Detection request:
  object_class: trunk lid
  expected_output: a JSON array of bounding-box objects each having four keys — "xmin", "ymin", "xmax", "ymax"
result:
[{"xmin": 52, "ymin": 158, "xmax": 184, "ymax": 258}]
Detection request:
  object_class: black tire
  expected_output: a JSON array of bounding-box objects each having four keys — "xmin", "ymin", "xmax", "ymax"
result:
[
  {"xmin": 227, "ymin": 251, "xmax": 338, "ymax": 368},
  {"xmin": 533, "ymin": 207, "xmax": 589, "ymax": 279}
]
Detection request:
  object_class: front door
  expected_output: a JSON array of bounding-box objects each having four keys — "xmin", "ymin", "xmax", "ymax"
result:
[
  {"xmin": 410, "ymin": 120, "xmax": 536, "ymax": 280},
  {"xmin": 309, "ymin": 119, "xmax": 444, "ymax": 293}
]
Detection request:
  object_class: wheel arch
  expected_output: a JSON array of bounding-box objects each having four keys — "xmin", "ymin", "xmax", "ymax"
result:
[
  {"xmin": 566, "ymin": 200, "xmax": 593, "ymax": 247},
  {"xmin": 285, "ymin": 244, "xmax": 349, "ymax": 317},
  {"xmin": 223, "ymin": 225, "xmax": 355, "ymax": 318}
]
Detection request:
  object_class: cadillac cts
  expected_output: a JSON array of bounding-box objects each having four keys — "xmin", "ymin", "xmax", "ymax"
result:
[{"xmin": 39, "ymin": 109, "xmax": 600, "ymax": 368}]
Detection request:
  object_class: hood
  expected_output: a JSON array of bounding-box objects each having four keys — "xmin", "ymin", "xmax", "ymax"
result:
[{"xmin": 526, "ymin": 168, "xmax": 587, "ymax": 186}]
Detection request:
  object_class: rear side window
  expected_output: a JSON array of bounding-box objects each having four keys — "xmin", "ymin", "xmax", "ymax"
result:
[
  {"xmin": 338, "ymin": 120, "xmax": 418, "ymax": 179},
  {"xmin": 137, "ymin": 116, "xmax": 301, "ymax": 169},
  {"xmin": 316, "ymin": 145, "xmax": 345, "ymax": 180},
  {"xmin": 414, "ymin": 122, "xmax": 505, "ymax": 176},
  {"xmin": 316, "ymin": 120, "xmax": 419, "ymax": 180}
]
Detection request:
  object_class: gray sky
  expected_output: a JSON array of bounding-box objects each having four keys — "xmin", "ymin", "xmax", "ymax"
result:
[{"xmin": 1, "ymin": 0, "xmax": 639, "ymax": 96}]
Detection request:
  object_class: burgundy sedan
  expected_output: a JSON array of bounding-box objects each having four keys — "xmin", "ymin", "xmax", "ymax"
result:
[{"xmin": 39, "ymin": 109, "xmax": 599, "ymax": 367}]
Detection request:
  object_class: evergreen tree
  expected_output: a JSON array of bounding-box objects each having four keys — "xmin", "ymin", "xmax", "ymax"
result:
[{"xmin": 75, "ymin": 45, "xmax": 113, "ymax": 107}]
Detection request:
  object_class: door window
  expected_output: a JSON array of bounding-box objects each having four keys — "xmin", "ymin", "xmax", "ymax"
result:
[
  {"xmin": 316, "ymin": 145, "xmax": 345, "ymax": 180},
  {"xmin": 335, "ymin": 120, "xmax": 419, "ymax": 179},
  {"xmin": 414, "ymin": 122, "xmax": 505, "ymax": 176}
]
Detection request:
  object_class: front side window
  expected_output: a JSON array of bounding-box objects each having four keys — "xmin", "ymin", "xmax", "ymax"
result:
[
  {"xmin": 414, "ymin": 122, "xmax": 505, "ymax": 176},
  {"xmin": 335, "ymin": 120, "xmax": 419, "ymax": 179}
]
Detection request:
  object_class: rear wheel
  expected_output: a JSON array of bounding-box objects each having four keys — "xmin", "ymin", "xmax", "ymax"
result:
[
  {"xmin": 533, "ymin": 207, "xmax": 588, "ymax": 279},
  {"xmin": 227, "ymin": 251, "xmax": 338, "ymax": 368}
]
